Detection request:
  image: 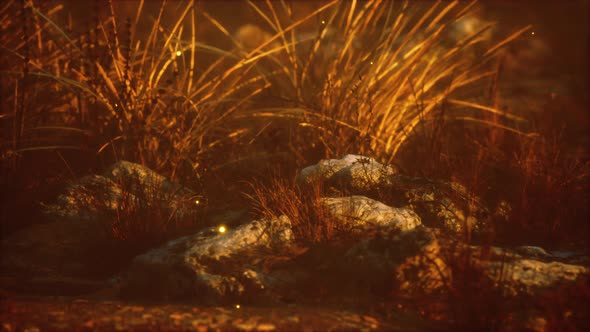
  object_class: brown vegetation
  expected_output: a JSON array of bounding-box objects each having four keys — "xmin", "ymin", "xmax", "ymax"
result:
[{"xmin": 1, "ymin": 0, "xmax": 588, "ymax": 331}]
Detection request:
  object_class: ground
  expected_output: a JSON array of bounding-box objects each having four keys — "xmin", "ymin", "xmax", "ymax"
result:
[{"xmin": 0, "ymin": 293, "xmax": 436, "ymax": 332}]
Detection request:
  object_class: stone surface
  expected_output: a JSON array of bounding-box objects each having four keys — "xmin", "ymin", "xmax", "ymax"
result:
[
  {"xmin": 40, "ymin": 175, "xmax": 123, "ymax": 221},
  {"xmin": 120, "ymin": 216, "xmax": 295, "ymax": 302},
  {"xmin": 321, "ymin": 196, "xmax": 421, "ymax": 235},
  {"xmin": 482, "ymin": 251, "xmax": 590, "ymax": 297},
  {"xmin": 395, "ymin": 176, "xmax": 491, "ymax": 236},
  {"xmin": 298, "ymin": 154, "xmax": 397, "ymax": 191},
  {"xmin": 343, "ymin": 226, "xmax": 450, "ymax": 296},
  {"xmin": 104, "ymin": 161, "xmax": 194, "ymax": 199},
  {"xmin": 41, "ymin": 161, "xmax": 201, "ymax": 222},
  {"xmin": 298, "ymin": 155, "xmax": 494, "ymax": 236},
  {"xmin": 450, "ymin": 245, "xmax": 590, "ymax": 298}
]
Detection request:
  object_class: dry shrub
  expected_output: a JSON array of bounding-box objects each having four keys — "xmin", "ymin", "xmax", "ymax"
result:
[
  {"xmin": 503, "ymin": 132, "xmax": 590, "ymax": 244},
  {"xmin": 246, "ymin": 176, "xmax": 338, "ymax": 246}
]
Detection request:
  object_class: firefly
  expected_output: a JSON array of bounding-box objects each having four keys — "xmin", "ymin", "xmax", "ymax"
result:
[
  {"xmin": 176, "ymin": 50, "xmax": 182, "ymax": 57},
  {"xmin": 218, "ymin": 225, "xmax": 227, "ymax": 234},
  {"xmin": 235, "ymin": 304, "xmax": 241, "ymax": 309}
]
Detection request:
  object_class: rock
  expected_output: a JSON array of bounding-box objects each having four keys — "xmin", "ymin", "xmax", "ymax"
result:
[
  {"xmin": 321, "ymin": 196, "xmax": 421, "ymax": 235},
  {"xmin": 41, "ymin": 161, "xmax": 201, "ymax": 222},
  {"xmin": 513, "ymin": 245, "xmax": 553, "ymax": 260},
  {"xmin": 299, "ymin": 155, "xmax": 495, "ymax": 237},
  {"xmin": 298, "ymin": 154, "xmax": 397, "ymax": 191},
  {"xmin": 343, "ymin": 226, "xmax": 450, "ymax": 296},
  {"xmin": 120, "ymin": 216, "xmax": 295, "ymax": 302},
  {"xmin": 487, "ymin": 257, "xmax": 589, "ymax": 298},
  {"xmin": 391, "ymin": 176, "xmax": 495, "ymax": 237},
  {"xmin": 104, "ymin": 161, "xmax": 194, "ymax": 198},
  {"xmin": 453, "ymin": 245, "xmax": 590, "ymax": 298},
  {"xmin": 41, "ymin": 175, "xmax": 123, "ymax": 221},
  {"xmin": 338, "ymin": 227, "xmax": 589, "ymax": 302}
]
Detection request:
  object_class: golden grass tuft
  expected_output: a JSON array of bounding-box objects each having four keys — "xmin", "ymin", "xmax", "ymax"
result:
[
  {"xmin": 233, "ymin": 0, "xmax": 534, "ymax": 165},
  {"xmin": 245, "ymin": 176, "xmax": 338, "ymax": 246}
]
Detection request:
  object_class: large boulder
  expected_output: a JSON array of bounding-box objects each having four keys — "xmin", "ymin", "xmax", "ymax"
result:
[
  {"xmin": 119, "ymin": 215, "xmax": 295, "ymax": 302},
  {"xmin": 339, "ymin": 227, "xmax": 589, "ymax": 301},
  {"xmin": 298, "ymin": 155, "xmax": 498, "ymax": 236},
  {"xmin": 41, "ymin": 161, "xmax": 201, "ymax": 222},
  {"xmin": 118, "ymin": 195, "xmax": 422, "ymax": 303}
]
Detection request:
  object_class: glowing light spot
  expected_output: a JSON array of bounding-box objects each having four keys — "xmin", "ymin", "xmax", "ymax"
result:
[
  {"xmin": 176, "ymin": 50, "xmax": 182, "ymax": 57},
  {"xmin": 218, "ymin": 225, "xmax": 226, "ymax": 234},
  {"xmin": 531, "ymin": 31, "xmax": 535, "ymax": 35},
  {"xmin": 321, "ymin": 20, "xmax": 326, "ymax": 25},
  {"xmin": 235, "ymin": 304, "xmax": 241, "ymax": 309},
  {"xmin": 370, "ymin": 61, "xmax": 374, "ymax": 65},
  {"xmin": 194, "ymin": 199, "xmax": 200, "ymax": 205}
]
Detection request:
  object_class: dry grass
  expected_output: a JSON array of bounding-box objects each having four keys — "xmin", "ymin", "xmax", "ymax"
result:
[
  {"xmin": 245, "ymin": 175, "xmax": 339, "ymax": 246},
  {"xmin": 1, "ymin": 0, "xmax": 270, "ymax": 182},
  {"xmin": 67, "ymin": 170, "xmax": 202, "ymax": 271},
  {"xmin": 0, "ymin": 0, "xmax": 588, "ymax": 329},
  {"xmin": 233, "ymin": 0, "xmax": 533, "ymax": 166}
]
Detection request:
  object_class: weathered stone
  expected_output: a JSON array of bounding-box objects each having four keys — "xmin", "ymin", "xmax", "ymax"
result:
[
  {"xmin": 41, "ymin": 175, "xmax": 123, "ymax": 221},
  {"xmin": 321, "ymin": 196, "xmax": 421, "ymax": 235},
  {"xmin": 452, "ymin": 245, "xmax": 590, "ymax": 298},
  {"xmin": 401, "ymin": 179, "xmax": 484, "ymax": 236},
  {"xmin": 120, "ymin": 216, "xmax": 294, "ymax": 302},
  {"xmin": 41, "ymin": 161, "xmax": 201, "ymax": 222},
  {"xmin": 343, "ymin": 226, "xmax": 450, "ymax": 296},
  {"xmin": 513, "ymin": 245, "xmax": 553, "ymax": 260},
  {"xmin": 104, "ymin": 161, "xmax": 194, "ymax": 199},
  {"xmin": 486, "ymin": 256, "xmax": 589, "ymax": 298},
  {"xmin": 298, "ymin": 154, "xmax": 397, "ymax": 190},
  {"xmin": 298, "ymin": 155, "xmax": 493, "ymax": 236}
]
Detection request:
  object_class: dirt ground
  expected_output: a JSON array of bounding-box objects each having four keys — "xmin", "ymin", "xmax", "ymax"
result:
[{"xmin": 0, "ymin": 293, "xmax": 438, "ymax": 332}]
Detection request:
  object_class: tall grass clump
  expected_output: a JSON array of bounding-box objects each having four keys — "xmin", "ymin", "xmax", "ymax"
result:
[
  {"xmin": 233, "ymin": 0, "xmax": 532, "ymax": 167},
  {"xmin": 246, "ymin": 176, "xmax": 338, "ymax": 246},
  {"xmin": 0, "ymin": 0, "xmax": 275, "ymax": 234},
  {"xmin": 1, "ymin": 0, "xmax": 77, "ymax": 233},
  {"xmin": 2, "ymin": 0, "xmax": 270, "ymax": 182}
]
